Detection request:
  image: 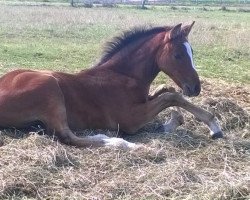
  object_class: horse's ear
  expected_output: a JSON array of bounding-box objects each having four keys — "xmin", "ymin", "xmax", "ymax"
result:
[
  {"xmin": 181, "ymin": 21, "xmax": 195, "ymax": 37},
  {"xmin": 164, "ymin": 23, "xmax": 182, "ymax": 42}
]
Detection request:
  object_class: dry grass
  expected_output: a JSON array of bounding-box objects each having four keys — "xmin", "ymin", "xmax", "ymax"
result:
[{"xmin": 0, "ymin": 79, "xmax": 249, "ymax": 200}]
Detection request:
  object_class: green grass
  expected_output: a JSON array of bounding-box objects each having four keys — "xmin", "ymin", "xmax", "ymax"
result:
[
  {"xmin": 0, "ymin": 4, "xmax": 249, "ymax": 84},
  {"xmin": 195, "ymin": 45, "xmax": 250, "ymax": 83}
]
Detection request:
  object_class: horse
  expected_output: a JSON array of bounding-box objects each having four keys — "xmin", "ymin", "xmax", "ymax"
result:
[{"xmin": 0, "ymin": 22, "xmax": 223, "ymax": 150}]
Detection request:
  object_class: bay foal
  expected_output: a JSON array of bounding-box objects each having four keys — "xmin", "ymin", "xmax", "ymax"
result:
[{"xmin": 0, "ymin": 22, "xmax": 223, "ymax": 149}]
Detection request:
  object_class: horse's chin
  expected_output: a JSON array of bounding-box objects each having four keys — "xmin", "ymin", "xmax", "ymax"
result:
[
  {"xmin": 182, "ymin": 87, "xmax": 200, "ymax": 97},
  {"xmin": 183, "ymin": 90, "xmax": 196, "ymax": 97}
]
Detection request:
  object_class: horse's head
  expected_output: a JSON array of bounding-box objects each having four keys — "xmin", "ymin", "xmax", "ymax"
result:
[{"xmin": 157, "ymin": 21, "xmax": 200, "ymax": 97}]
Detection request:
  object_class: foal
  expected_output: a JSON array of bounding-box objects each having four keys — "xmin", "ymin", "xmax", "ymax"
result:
[{"xmin": 0, "ymin": 22, "xmax": 223, "ymax": 149}]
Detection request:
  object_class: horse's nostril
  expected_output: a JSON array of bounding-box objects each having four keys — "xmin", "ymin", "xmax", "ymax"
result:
[
  {"xmin": 183, "ymin": 84, "xmax": 200, "ymax": 97},
  {"xmin": 183, "ymin": 84, "xmax": 192, "ymax": 96}
]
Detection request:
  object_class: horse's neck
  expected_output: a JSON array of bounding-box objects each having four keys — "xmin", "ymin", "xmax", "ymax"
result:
[{"xmin": 102, "ymin": 33, "xmax": 163, "ymax": 86}]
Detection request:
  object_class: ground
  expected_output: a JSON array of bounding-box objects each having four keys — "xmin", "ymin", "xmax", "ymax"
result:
[{"xmin": 0, "ymin": 3, "xmax": 249, "ymax": 200}]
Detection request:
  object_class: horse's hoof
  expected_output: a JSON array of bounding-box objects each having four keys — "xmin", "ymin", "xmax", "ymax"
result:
[{"xmin": 211, "ymin": 131, "xmax": 223, "ymax": 139}]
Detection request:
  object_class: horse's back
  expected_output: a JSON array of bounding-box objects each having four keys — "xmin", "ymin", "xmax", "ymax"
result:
[{"xmin": 0, "ymin": 69, "xmax": 54, "ymax": 90}]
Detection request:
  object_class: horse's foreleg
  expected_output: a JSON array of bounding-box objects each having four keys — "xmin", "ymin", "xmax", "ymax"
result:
[
  {"xmin": 159, "ymin": 109, "xmax": 184, "ymax": 133},
  {"xmin": 161, "ymin": 92, "xmax": 223, "ymax": 138},
  {"xmin": 128, "ymin": 92, "xmax": 222, "ymax": 139},
  {"xmin": 148, "ymin": 84, "xmax": 175, "ymax": 100},
  {"xmin": 149, "ymin": 85, "xmax": 184, "ymax": 132},
  {"xmin": 125, "ymin": 93, "xmax": 184, "ymax": 133}
]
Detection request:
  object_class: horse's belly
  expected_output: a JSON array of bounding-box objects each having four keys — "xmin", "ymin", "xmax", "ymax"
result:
[{"xmin": 66, "ymin": 104, "xmax": 125, "ymax": 131}]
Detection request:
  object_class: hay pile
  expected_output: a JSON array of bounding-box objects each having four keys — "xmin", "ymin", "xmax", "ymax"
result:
[{"xmin": 0, "ymin": 79, "xmax": 249, "ymax": 199}]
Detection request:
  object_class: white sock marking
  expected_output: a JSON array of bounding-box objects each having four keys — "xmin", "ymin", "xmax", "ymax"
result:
[
  {"xmin": 86, "ymin": 134, "xmax": 109, "ymax": 140},
  {"xmin": 209, "ymin": 119, "xmax": 222, "ymax": 136},
  {"xmin": 183, "ymin": 42, "xmax": 196, "ymax": 70},
  {"xmin": 103, "ymin": 137, "xmax": 139, "ymax": 150},
  {"xmin": 87, "ymin": 134, "xmax": 141, "ymax": 150}
]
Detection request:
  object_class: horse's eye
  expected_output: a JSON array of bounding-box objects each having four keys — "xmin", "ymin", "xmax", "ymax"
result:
[{"xmin": 174, "ymin": 54, "xmax": 182, "ymax": 60}]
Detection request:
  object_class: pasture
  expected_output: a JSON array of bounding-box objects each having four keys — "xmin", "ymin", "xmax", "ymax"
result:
[{"xmin": 0, "ymin": 3, "xmax": 249, "ymax": 199}]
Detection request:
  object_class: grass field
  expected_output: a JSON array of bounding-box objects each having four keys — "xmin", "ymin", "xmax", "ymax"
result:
[
  {"xmin": 0, "ymin": 4, "xmax": 249, "ymax": 83},
  {"xmin": 0, "ymin": 3, "xmax": 249, "ymax": 200}
]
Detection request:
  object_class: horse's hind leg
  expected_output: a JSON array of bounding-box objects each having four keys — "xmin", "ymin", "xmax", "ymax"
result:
[
  {"xmin": 45, "ymin": 110, "xmax": 140, "ymax": 149},
  {"xmin": 42, "ymin": 87, "xmax": 140, "ymax": 149},
  {"xmin": 36, "ymin": 84, "xmax": 105, "ymax": 148}
]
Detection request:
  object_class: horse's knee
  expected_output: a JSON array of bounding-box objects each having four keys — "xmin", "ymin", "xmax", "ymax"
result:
[
  {"xmin": 162, "ymin": 92, "xmax": 184, "ymax": 106},
  {"xmin": 149, "ymin": 85, "xmax": 177, "ymax": 100}
]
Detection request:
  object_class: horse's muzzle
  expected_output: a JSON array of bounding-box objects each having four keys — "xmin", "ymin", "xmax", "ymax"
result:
[{"xmin": 183, "ymin": 83, "xmax": 201, "ymax": 97}]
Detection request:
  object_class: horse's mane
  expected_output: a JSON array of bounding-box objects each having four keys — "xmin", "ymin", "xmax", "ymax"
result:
[{"xmin": 97, "ymin": 25, "xmax": 173, "ymax": 65}]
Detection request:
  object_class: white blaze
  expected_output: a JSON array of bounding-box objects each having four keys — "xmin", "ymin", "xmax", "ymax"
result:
[{"xmin": 183, "ymin": 42, "xmax": 196, "ymax": 70}]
